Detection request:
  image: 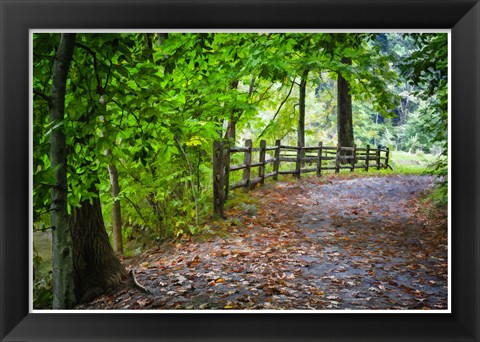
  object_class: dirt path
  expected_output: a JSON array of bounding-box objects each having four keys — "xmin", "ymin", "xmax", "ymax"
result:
[{"xmin": 77, "ymin": 175, "xmax": 448, "ymax": 310}]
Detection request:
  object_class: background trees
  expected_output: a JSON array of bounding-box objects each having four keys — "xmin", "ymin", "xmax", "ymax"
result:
[
  {"xmin": 32, "ymin": 32, "xmax": 448, "ymax": 309},
  {"xmin": 398, "ymin": 34, "xmax": 448, "ymax": 176}
]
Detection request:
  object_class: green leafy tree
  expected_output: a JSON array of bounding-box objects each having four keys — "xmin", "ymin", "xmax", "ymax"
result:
[
  {"xmin": 33, "ymin": 33, "xmax": 131, "ymax": 306},
  {"xmin": 399, "ymin": 33, "xmax": 448, "ymax": 200}
]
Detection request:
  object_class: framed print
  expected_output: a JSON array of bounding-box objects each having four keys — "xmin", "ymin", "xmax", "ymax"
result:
[{"xmin": 1, "ymin": 0, "xmax": 479, "ymax": 341}]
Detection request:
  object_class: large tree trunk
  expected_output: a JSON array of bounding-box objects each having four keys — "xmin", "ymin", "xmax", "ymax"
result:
[
  {"xmin": 70, "ymin": 190, "xmax": 126, "ymax": 304},
  {"xmin": 337, "ymin": 57, "xmax": 354, "ymax": 148},
  {"xmin": 49, "ymin": 33, "xmax": 76, "ymax": 309}
]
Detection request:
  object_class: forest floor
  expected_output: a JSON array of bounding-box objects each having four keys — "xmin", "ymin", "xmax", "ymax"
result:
[{"xmin": 77, "ymin": 174, "xmax": 448, "ymax": 311}]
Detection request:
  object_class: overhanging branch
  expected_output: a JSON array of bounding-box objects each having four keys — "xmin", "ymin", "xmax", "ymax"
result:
[{"xmin": 258, "ymin": 79, "xmax": 296, "ymax": 139}]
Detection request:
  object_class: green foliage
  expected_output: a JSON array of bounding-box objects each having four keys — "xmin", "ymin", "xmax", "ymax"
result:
[
  {"xmin": 388, "ymin": 150, "xmax": 437, "ymax": 175},
  {"xmin": 430, "ymin": 181, "xmax": 448, "ymax": 206},
  {"xmin": 33, "ymin": 32, "xmax": 448, "ymax": 256},
  {"xmin": 33, "ymin": 275, "xmax": 53, "ymax": 309},
  {"xmin": 397, "ymin": 33, "xmax": 448, "ymax": 202},
  {"xmin": 33, "ymin": 248, "xmax": 53, "ymax": 309}
]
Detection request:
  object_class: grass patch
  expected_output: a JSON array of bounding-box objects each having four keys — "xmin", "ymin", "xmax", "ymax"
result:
[
  {"xmin": 225, "ymin": 188, "xmax": 260, "ymax": 209},
  {"xmin": 388, "ymin": 150, "xmax": 438, "ymax": 175}
]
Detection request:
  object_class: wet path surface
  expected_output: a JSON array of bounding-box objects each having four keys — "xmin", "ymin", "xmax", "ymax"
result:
[{"xmin": 78, "ymin": 175, "xmax": 448, "ymax": 310}]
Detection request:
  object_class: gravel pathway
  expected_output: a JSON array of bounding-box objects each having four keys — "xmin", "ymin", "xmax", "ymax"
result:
[{"xmin": 77, "ymin": 175, "xmax": 448, "ymax": 311}]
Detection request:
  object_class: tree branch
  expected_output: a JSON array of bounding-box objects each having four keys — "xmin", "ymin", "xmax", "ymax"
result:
[
  {"xmin": 75, "ymin": 42, "xmax": 102, "ymax": 93},
  {"xmin": 258, "ymin": 79, "xmax": 296, "ymax": 139},
  {"xmin": 123, "ymin": 195, "xmax": 149, "ymax": 227},
  {"xmin": 249, "ymin": 82, "xmax": 275, "ymax": 105},
  {"xmin": 33, "ymin": 89, "xmax": 51, "ymax": 103},
  {"xmin": 174, "ymin": 136, "xmax": 199, "ymax": 226}
]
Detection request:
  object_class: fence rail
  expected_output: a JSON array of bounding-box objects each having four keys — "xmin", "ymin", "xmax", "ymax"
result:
[{"xmin": 213, "ymin": 139, "xmax": 391, "ymax": 218}]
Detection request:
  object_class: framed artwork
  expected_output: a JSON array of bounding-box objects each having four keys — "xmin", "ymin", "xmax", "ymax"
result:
[{"xmin": 1, "ymin": 0, "xmax": 479, "ymax": 341}]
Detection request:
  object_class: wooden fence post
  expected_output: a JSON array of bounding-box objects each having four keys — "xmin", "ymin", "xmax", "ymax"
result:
[
  {"xmin": 385, "ymin": 147, "xmax": 390, "ymax": 168},
  {"xmin": 365, "ymin": 144, "xmax": 370, "ymax": 172},
  {"xmin": 295, "ymin": 144, "xmax": 302, "ymax": 179},
  {"xmin": 273, "ymin": 139, "xmax": 281, "ymax": 180},
  {"xmin": 351, "ymin": 144, "xmax": 356, "ymax": 172},
  {"xmin": 316, "ymin": 141, "xmax": 323, "ymax": 177},
  {"xmin": 335, "ymin": 144, "xmax": 340, "ymax": 173},
  {"xmin": 213, "ymin": 140, "xmax": 225, "ymax": 218},
  {"xmin": 376, "ymin": 145, "xmax": 381, "ymax": 170},
  {"xmin": 259, "ymin": 140, "xmax": 266, "ymax": 186},
  {"xmin": 243, "ymin": 139, "xmax": 252, "ymax": 192}
]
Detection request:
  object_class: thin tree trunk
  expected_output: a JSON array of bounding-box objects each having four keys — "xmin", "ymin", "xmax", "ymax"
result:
[
  {"xmin": 107, "ymin": 161, "xmax": 123, "ymax": 255},
  {"xmin": 225, "ymin": 118, "xmax": 237, "ymax": 141},
  {"xmin": 49, "ymin": 33, "xmax": 76, "ymax": 309},
  {"xmin": 298, "ymin": 69, "xmax": 309, "ymax": 150},
  {"xmin": 224, "ymin": 78, "xmax": 255, "ymax": 141},
  {"xmin": 99, "ymin": 94, "xmax": 123, "ymax": 255},
  {"xmin": 400, "ymin": 95, "xmax": 409, "ymax": 125},
  {"xmin": 224, "ymin": 80, "xmax": 240, "ymax": 141},
  {"xmin": 101, "ymin": 115, "xmax": 123, "ymax": 255},
  {"xmin": 70, "ymin": 188, "xmax": 126, "ymax": 304},
  {"xmin": 337, "ymin": 57, "xmax": 354, "ymax": 149}
]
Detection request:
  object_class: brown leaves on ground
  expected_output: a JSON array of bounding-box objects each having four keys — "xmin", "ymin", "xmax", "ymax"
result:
[{"xmin": 77, "ymin": 175, "xmax": 448, "ymax": 310}]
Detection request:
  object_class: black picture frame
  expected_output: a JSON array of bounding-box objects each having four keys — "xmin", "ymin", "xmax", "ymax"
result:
[{"xmin": 1, "ymin": 0, "xmax": 479, "ymax": 341}]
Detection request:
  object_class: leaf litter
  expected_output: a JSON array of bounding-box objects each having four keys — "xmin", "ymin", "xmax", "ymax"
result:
[{"xmin": 77, "ymin": 175, "xmax": 448, "ymax": 310}]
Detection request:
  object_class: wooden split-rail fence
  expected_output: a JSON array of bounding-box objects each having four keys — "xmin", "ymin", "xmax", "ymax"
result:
[{"xmin": 213, "ymin": 139, "xmax": 391, "ymax": 218}]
